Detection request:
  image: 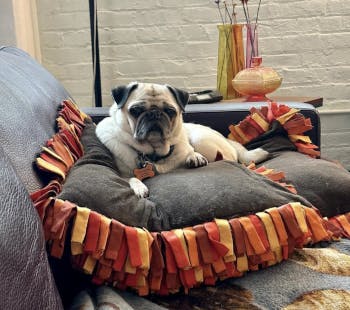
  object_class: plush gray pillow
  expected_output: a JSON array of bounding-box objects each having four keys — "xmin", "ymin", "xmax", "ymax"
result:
[
  {"xmin": 262, "ymin": 151, "xmax": 350, "ymax": 217},
  {"xmin": 144, "ymin": 160, "xmax": 313, "ymax": 229},
  {"xmin": 59, "ymin": 120, "xmax": 315, "ymax": 231}
]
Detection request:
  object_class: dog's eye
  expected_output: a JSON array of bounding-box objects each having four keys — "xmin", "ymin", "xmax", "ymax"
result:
[
  {"xmin": 164, "ymin": 107, "xmax": 177, "ymax": 118},
  {"xmin": 129, "ymin": 106, "xmax": 145, "ymax": 118}
]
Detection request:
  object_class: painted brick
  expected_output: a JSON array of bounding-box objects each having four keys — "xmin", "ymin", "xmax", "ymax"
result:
[
  {"xmin": 101, "ymin": 42, "xmax": 217, "ymax": 61},
  {"xmin": 37, "ymin": 0, "xmax": 89, "ymax": 13},
  {"xmin": 325, "ymin": 0, "xmax": 350, "ymax": 15},
  {"xmin": 99, "ymin": 0, "xmax": 159, "ymax": 11},
  {"xmin": 62, "ymin": 79, "xmax": 93, "ymax": 96},
  {"xmin": 262, "ymin": 54, "xmax": 302, "ymax": 68},
  {"xmin": 62, "ymin": 30, "xmax": 91, "ymax": 48},
  {"xmin": 300, "ymin": 50, "xmax": 349, "ymax": 67},
  {"xmin": 259, "ymin": 1, "xmax": 325, "ymax": 20},
  {"xmin": 46, "ymin": 63, "xmax": 92, "ymax": 81},
  {"xmin": 41, "ymin": 47, "xmax": 91, "ymax": 65},
  {"xmin": 320, "ymin": 111, "xmax": 350, "ymax": 169},
  {"xmin": 321, "ymin": 101, "xmax": 350, "ymax": 110},
  {"xmin": 39, "ymin": 32, "xmax": 63, "ymax": 48},
  {"xmin": 343, "ymin": 15, "xmax": 350, "ymax": 29},
  {"xmin": 38, "ymin": 11, "xmax": 90, "ymax": 31},
  {"xmin": 36, "ymin": 0, "xmax": 350, "ymax": 112},
  {"xmin": 74, "ymin": 95, "xmax": 94, "ymax": 107}
]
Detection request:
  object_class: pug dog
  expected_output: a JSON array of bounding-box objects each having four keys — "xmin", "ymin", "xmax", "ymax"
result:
[{"xmin": 95, "ymin": 82, "xmax": 268, "ymax": 198}]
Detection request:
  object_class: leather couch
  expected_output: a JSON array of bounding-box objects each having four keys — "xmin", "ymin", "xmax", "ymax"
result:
[{"xmin": 0, "ymin": 46, "xmax": 320, "ymax": 309}]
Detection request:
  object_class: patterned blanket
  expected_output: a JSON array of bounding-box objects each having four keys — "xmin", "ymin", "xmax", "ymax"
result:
[{"xmin": 69, "ymin": 239, "xmax": 350, "ymax": 309}]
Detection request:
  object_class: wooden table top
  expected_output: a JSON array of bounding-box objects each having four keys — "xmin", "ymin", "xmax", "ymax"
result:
[{"xmin": 223, "ymin": 96, "xmax": 323, "ymax": 108}]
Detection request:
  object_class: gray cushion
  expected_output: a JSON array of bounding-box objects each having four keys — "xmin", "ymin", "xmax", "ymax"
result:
[
  {"xmin": 263, "ymin": 151, "xmax": 350, "ymax": 217},
  {"xmin": 145, "ymin": 160, "xmax": 312, "ymax": 229},
  {"xmin": 59, "ymin": 120, "xmax": 315, "ymax": 231}
]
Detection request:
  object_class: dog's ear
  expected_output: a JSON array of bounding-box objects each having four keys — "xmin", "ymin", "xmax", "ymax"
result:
[
  {"xmin": 165, "ymin": 85, "xmax": 189, "ymax": 112},
  {"xmin": 111, "ymin": 82, "xmax": 138, "ymax": 108}
]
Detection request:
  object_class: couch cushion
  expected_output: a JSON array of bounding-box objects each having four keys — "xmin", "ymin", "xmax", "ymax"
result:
[
  {"xmin": 0, "ymin": 145, "xmax": 63, "ymax": 309},
  {"xmin": 0, "ymin": 46, "xmax": 70, "ymax": 192}
]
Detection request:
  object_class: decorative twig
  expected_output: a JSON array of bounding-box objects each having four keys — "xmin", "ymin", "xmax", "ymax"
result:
[
  {"xmin": 215, "ymin": 0, "xmax": 226, "ymax": 25},
  {"xmin": 240, "ymin": 0, "xmax": 250, "ymax": 24},
  {"xmin": 251, "ymin": 0, "xmax": 262, "ymax": 58},
  {"xmin": 245, "ymin": 1, "xmax": 252, "ymax": 25},
  {"xmin": 255, "ymin": 0, "xmax": 262, "ymax": 25},
  {"xmin": 232, "ymin": 2, "xmax": 238, "ymax": 24},
  {"xmin": 223, "ymin": 1, "xmax": 233, "ymax": 24},
  {"xmin": 240, "ymin": 0, "xmax": 257, "ymax": 61}
]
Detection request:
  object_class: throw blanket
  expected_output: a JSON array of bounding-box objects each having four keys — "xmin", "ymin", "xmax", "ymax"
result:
[{"xmin": 69, "ymin": 240, "xmax": 350, "ymax": 309}]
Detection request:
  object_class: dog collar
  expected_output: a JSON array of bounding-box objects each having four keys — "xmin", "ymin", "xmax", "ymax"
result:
[
  {"xmin": 133, "ymin": 145, "xmax": 175, "ymax": 181},
  {"xmin": 140, "ymin": 145, "xmax": 175, "ymax": 164}
]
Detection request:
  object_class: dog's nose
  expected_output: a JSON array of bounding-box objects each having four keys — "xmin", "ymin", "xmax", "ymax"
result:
[{"xmin": 147, "ymin": 109, "xmax": 162, "ymax": 120}]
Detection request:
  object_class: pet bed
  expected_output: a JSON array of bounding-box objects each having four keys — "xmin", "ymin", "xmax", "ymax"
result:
[{"xmin": 31, "ymin": 100, "xmax": 350, "ymax": 298}]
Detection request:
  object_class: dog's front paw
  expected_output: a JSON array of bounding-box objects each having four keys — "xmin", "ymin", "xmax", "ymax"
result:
[
  {"xmin": 129, "ymin": 177, "xmax": 149, "ymax": 198},
  {"xmin": 186, "ymin": 152, "xmax": 208, "ymax": 168},
  {"xmin": 242, "ymin": 148, "xmax": 269, "ymax": 165}
]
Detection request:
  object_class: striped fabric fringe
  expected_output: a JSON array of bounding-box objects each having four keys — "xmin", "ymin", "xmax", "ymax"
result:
[
  {"xmin": 247, "ymin": 162, "xmax": 297, "ymax": 194},
  {"xmin": 228, "ymin": 101, "xmax": 321, "ymax": 158},
  {"xmin": 31, "ymin": 100, "xmax": 350, "ymax": 296}
]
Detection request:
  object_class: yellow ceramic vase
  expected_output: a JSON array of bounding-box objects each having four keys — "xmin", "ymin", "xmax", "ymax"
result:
[{"xmin": 217, "ymin": 24, "xmax": 245, "ymax": 99}]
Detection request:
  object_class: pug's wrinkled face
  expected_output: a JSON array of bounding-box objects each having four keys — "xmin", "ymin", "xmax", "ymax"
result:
[
  {"xmin": 112, "ymin": 82, "xmax": 189, "ymax": 149},
  {"xmin": 126, "ymin": 84, "xmax": 180, "ymax": 144}
]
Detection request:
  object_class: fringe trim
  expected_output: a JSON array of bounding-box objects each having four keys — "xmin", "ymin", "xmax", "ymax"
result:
[
  {"xmin": 31, "ymin": 100, "xmax": 349, "ymax": 296},
  {"xmin": 247, "ymin": 162, "xmax": 297, "ymax": 194},
  {"xmin": 228, "ymin": 101, "xmax": 321, "ymax": 158}
]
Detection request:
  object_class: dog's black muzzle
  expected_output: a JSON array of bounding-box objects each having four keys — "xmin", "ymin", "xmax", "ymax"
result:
[{"xmin": 135, "ymin": 109, "xmax": 170, "ymax": 142}]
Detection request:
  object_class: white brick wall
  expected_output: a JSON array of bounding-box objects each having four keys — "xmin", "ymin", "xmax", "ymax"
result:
[
  {"xmin": 321, "ymin": 111, "xmax": 350, "ymax": 169},
  {"xmin": 36, "ymin": 0, "xmax": 350, "ymax": 111},
  {"xmin": 0, "ymin": 1, "xmax": 16, "ymax": 46}
]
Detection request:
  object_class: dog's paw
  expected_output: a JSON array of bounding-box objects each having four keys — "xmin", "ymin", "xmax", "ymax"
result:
[
  {"xmin": 242, "ymin": 148, "xmax": 269, "ymax": 165},
  {"xmin": 129, "ymin": 177, "xmax": 149, "ymax": 198},
  {"xmin": 186, "ymin": 152, "xmax": 208, "ymax": 168}
]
